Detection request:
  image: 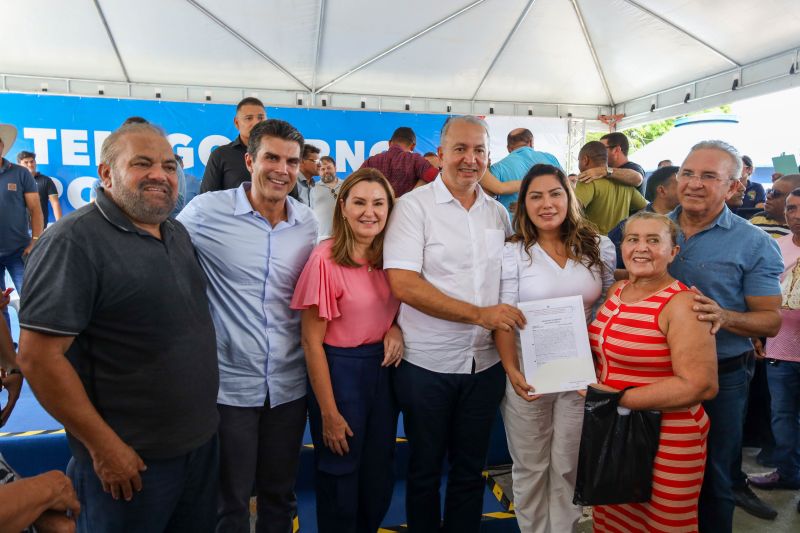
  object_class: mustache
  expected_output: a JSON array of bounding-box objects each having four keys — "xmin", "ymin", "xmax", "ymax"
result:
[{"xmin": 138, "ymin": 179, "xmax": 174, "ymax": 195}]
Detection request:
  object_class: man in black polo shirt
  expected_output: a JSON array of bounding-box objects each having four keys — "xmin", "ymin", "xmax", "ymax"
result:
[
  {"xmin": 17, "ymin": 122, "xmax": 219, "ymax": 533},
  {"xmin": 200, "ymin": 97, "xmax": 266, "ymax": 193}
]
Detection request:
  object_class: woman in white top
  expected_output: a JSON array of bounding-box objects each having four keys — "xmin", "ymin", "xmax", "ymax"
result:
[{"xmin": 495, "ymin": 164, "xmax": 615, "ymax": 533}]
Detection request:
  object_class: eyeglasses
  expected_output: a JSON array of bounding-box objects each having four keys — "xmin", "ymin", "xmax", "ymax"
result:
[
  {"xmin": 676, "ymin": 172, "xmax": 728, "ymax": 183},
  {"xmin": 305, "ymin": 158, "xmax": 321, "ymax": 165},
  {"xmin": 767, "ymin": 189, "xmax": 787, "ymax": 198}
]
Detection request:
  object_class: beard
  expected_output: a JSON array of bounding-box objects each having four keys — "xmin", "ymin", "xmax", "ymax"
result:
[
  {"xmin": 111, "ymin": 175, "xmax": 176, "ymax": 225},
  {"xmin": 321, "ymin": 173, "xmax": 337, "ymax": 184}
]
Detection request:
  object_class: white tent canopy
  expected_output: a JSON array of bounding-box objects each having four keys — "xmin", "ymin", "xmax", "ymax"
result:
[{"xmin": 2, "ymin": 0, "xmax": 800, "ymax": 127}]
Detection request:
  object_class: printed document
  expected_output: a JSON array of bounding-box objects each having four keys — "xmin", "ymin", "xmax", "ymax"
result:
[{"xmin": 518, "ymin": 295, "xmax": 596, "ymax": 394}]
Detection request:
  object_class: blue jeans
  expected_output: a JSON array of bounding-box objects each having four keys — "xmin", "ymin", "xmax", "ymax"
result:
[
  {"xmin": 766, "ymin": 360, "xmax": 800, "ymax": 485},
  {"xmin": 0, "ymin": 248, "xmax": 25, "ymax": 330},
  {"xmin": 699, "ymin": 362, "xmax": 749, "ymax": 533},
  {"xmin": 67, "ymin": 436, "xmax": 218, "ymax": 533},
  {"xmin": 394, "ymin": 361, "xmax": 506, "ymax": 533}
]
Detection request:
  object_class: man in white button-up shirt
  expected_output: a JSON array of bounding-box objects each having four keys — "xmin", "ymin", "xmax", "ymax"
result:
[{"xmin": 384, "ymin": 115, "xmax": 525, "ymax": 532}]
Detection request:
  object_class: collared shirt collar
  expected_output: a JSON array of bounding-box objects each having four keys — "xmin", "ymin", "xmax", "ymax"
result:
[
  {"xmin": 233, "ymin": 182, "xmax": 309, "ymax": 226},
  {"xmin": 94, "ymin": 187, "xmax": 172, "ymax": 239},
  {"xmin": 299, "ymin": 174, "xmax": 316, "ymax": 187},
  {"xmin": 232, "ymin": 136, "xmax": 246, "ymax": 148},
  {"xmin": 432, "ymin": 175, "xmax": 487, "ymax": 208},
  {"xmin": 0, "ymin": 158, "xmax": 10, "ymax": 173},
  {"xmin": 669, "ymin": 204, "xmax": 733, "ymax": 232}
]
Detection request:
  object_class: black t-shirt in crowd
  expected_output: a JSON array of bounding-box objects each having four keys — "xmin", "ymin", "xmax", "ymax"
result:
[
  {"xmin": 199, "ymin": 136, "xmax": 249, "ymax": 193},
  {"xmin": 621, "ymin": 160, "xmax": 647, "ymax": 195},
  {"xmin": 33, "ymin": 173, "xmax": 58, "ymax": 221},
  {"xmin": 19, "ymin": 189, "xmax": 219, "ymax": 461}
]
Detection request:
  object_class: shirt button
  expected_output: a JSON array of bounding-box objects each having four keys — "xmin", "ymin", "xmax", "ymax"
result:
[
  {"xmin": 598, "ymin": 337, "xmax": 604, "ymax": 345},
  {"xmin": 612, "ymin": 308, "xmax": 620, "ymax": 316}
]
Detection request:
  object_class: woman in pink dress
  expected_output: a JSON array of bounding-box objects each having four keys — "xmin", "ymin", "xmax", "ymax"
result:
[{"xmin": 291, "ymin": 168, "xmax": 401, "ymax": 533}]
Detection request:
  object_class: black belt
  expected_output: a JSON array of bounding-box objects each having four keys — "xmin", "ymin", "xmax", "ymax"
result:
[{"xmin": 717, "ymin": 351, "xmax": 752, "ymax": 375}]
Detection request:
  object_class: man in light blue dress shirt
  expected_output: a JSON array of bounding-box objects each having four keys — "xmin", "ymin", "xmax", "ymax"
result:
[
  {"xmin": 489, "ymin": 128, "xmax": 561, "ymax": 213},
  {"xmin": 178, "ymin": 119, "xmax": 318, "ymax": 533}
]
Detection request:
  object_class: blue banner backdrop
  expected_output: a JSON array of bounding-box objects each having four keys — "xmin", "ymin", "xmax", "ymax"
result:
[{"xmin": 0, "ymin": 93, "xmax": 449, "ymax": 218}]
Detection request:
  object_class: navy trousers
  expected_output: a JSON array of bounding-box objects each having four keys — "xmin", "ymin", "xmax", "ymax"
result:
[
  {"xmin": 68, "ymin": 436, "xmax": 218, "ymax": 533},
  {"xmin": 394, "ymin": 360, "xmax": 505, "ymax": 533},
  {"xmin": 307, "ymin": 342, "xmax": 397, "ymax": 533}
]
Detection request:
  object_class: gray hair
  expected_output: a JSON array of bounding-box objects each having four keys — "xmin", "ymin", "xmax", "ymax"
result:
[
  {"xmin": 100, "ymin": 122, "xmax": 168, "ymax": 169},
  {"xmin": 440, "ymin": 115, "xmax": 490, "ymax": 145},
  {"xmin": 687, "ymin": 140, "xmax": 743, "ymax": 181}
]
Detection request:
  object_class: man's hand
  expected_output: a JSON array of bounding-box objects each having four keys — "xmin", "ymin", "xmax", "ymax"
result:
[
  {"xmin": 33, "ymin": 510, "xmax": 77, "ymax": 533},
  {"xmin": 507, "ymin": 368, "xmax": 540, "ymax": 401},
  {"xmin": 576, "ymin": 167, "xmax": 607, "ymax": 184},
  {"xmin": 39, "ymin": 470, "xmax": 80, "ymax": 515},
  {"xmin": 382, "ymin": 325, "xmax": 404, "ymax": 368},
  {"xmin": 22, "ymin": 241, "xmax": 35, "ymax": 258},
  {"xmin": 752, "ymin": 337, "xmax": 766, "ymax": 359},
  {"xmin": 90, "ymin": 438, "xmax": 146, "ymax": 501},
  {"xmin": 690, "ymin": 286, "xmax": 727, "ymax": 334},
  {"xmin": 0, "ymin": 372, "xmax": 23, "ymax": 427},
  {"xmin": 477, "ymin": 304, "xmax": 526, "ymax": 332}
]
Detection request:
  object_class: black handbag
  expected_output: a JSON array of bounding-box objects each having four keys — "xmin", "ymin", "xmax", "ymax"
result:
[{"xmin": 573, "ymin": 386, "xmax": 662, "ymax": 506}]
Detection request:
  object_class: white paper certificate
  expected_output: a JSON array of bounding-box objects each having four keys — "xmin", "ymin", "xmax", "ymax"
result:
[{"xmin": 518, "ymin": 295, "xmax": 597, "ymax": 394}]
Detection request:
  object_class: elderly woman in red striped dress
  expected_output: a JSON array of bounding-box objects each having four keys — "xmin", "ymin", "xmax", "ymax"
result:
[{"xmin": 588, "ymin": 211, "xmax": 719, "ymax": 532}]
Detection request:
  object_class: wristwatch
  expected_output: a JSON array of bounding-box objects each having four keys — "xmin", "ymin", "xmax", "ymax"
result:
[{"xmin": 606, "ymin": 167, "xmax": 614, "ymax": 177}]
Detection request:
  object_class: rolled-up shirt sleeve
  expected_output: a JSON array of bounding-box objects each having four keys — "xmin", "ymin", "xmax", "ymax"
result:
[
  {"xmin": 383, "ymin": 197, "xmax": 425, "ymax": 273},
  {"xmin": 744, "ymin": 236, "xmax": 783, "ymax": 297}
]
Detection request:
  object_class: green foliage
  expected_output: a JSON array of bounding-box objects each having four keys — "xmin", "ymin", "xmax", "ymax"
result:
[{"xmin": 586, "ymin": 105, "xmax": 733, "ymax": 154}]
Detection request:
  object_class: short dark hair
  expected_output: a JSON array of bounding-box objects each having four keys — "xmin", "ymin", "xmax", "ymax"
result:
[
  {"xmin": 390, "ymin": 127, "xmax": 416, "ymax": 146},
  {"xmin": 644, "ymin": 165, "xmax": 679, "ymax": 202},
  {"xmin": 423, "ymin": 151, "xmax": 437, "ymax": 158},
  {"xmin": 236, "ymin": 97, "xmax": 265, "ymax": 112},
  {"xmin": 16, "ymin": 150, "xmax": 35, "ymax": 162},
  {"xmin": 579, "ymin": 141, "xmax": 608, "ymax": 164},
  {"xmin": 600, "ymin": 132, "xmax": 630, "ymax": 155},
  {"xmin": 507, "ymin": 129, "xmax": 533, "ymax": 147},
  {"xmin": 122, "ymin": 116, "xmax": 149, "ymax": 125},
  {"xmin": 302, "ymin": 144, "xmax": 321, "ymax": 159},
  {"xmin": 320, "ymin": 155, "xmax": 335, "ymax": 166},
  {"xmin": 247, "ymin": 119, "xmax": 304, "ymax": 160}
]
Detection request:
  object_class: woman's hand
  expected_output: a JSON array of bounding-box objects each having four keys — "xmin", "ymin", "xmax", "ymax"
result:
[
  {"xmin": 577, "ymin": 382, "xmax": 619, "ymax": 398},
  {"xmin": 322, "ymin": 411, "xmax": 353, "ymax": 456},
  {"xmin": 508, "ymin": 368, "xmax": 540, "ymax": 401},
  {"xmin": 382, "ymin": 325, "xmax": 404, "ymax": 368}
]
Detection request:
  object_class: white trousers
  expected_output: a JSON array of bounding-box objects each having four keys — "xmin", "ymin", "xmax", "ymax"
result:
[{"xmin": 501, "ymin": 379, "xmax": 585, "ymax": 533}]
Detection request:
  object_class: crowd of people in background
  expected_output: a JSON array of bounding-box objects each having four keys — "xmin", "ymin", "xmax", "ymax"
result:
[{"xmin": 0, "ymin": 96, "xmax": 799, "ymax": 533}]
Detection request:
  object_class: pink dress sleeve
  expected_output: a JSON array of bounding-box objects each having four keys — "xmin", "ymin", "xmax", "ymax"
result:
[{"xmin": 289, "ymin": 243, "xmax": 341, "ymax": 320}]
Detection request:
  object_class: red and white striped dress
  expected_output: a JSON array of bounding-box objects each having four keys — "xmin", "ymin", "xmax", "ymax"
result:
[{"xmin": 588, "ymin": 280, "xmax": 710, "ymax": 533}]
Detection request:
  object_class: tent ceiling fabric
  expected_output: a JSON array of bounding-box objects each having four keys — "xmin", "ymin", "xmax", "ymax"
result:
[{"xmin": 2, "ymin": 0, "xmax": 799, "ymax": 112}]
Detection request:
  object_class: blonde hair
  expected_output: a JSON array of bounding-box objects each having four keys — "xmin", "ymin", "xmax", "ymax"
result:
[{"xmin": 330, "ymin": 168, "xmax": 395, "ymax": 268}]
